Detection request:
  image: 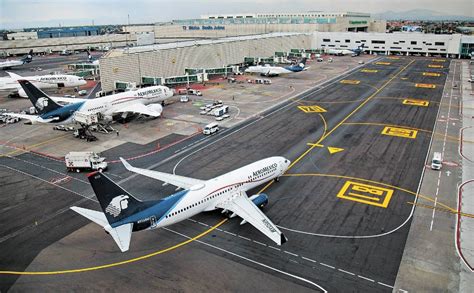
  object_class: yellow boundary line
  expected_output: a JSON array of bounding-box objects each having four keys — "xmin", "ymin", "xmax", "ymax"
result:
[{"xmin": 0, "ymin": 218, "xmax": 228, "ymax": 275}]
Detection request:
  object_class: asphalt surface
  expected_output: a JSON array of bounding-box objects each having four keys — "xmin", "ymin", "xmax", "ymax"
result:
[
  {"xmin": 0, "ymin": 56, "xmax": 451, "ymax": 292},
  {"xmin": 0, "ymin": 52, "xmax": 102, "ymax": 77}
]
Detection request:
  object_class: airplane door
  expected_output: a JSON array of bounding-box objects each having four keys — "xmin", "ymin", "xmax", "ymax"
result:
[
  {"xmin": 57, "ymin": 83, "xmax": 65, "ymax": 88},
  {"xmin": 150, "ymin": 216, "xmax": 157, "ymax": 229}
]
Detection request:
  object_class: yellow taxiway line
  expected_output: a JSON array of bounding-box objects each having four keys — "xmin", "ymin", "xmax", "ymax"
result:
[
  {"xmin": 258, "ymin": 60, "xmax": 415, "ymax": 194},
  {"xmin": 0, "ymin": 133, "xmax": 70, "ymax": 158},
  {"xmin": 0, "ymin": 218, "xmax": 228, "ymax": 275}
]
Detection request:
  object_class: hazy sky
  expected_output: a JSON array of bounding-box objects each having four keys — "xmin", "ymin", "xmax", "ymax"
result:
[{"xmin": 1, "ymin": 0, "xmax": 473, "ymax": 29}]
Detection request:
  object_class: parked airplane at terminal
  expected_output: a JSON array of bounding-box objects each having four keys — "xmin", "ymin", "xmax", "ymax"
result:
[
  {"xmin": 6, "ymin": 80, "xmax": 173, "ymax": 124},
  {"xmin": 0, "ymin": 50, "xmax": 33, "ymax": 70},
  {"xmin": 86, "ymin": 51, "xmax": 99, "ymax": 66},
  {"xmin": 71, "ymin": 156, "xmax": 290, "ymax": 252},
  {"xmin": 245, "ymin": 58, "xmax": 308, "ymax": 76},
  {"xmin": 0, "ymin": 71, "xmax": 87, "ymax": 97},
  {"xmin": 326, "ymin": 44, "xmax": 365, "ymax": 56}
]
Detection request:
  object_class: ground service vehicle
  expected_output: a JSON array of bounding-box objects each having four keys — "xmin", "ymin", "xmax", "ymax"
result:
[
  {"xmin": 431, "ymin": 152, "xmax": 442, "ymax": 170},
  {"xmin": 203, "ymin": 122, "xmax": 219, "ymax": 135},
  {"xmin": 65, "ymin": 152, "xmax": 108, "ymax": 172},
  {"xmin": 213, "ymin": 105, "xmax": 229, "ymax": 117}
]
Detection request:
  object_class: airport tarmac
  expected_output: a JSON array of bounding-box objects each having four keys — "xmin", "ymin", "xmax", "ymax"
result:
[{"xmin": 0, "ymin": 55, "xmax": 468, "ymax": 292}]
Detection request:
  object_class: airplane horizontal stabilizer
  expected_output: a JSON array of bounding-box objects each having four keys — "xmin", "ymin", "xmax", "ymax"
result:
[
  {"xmin": 71, "ymin": 206, "xmax": 108, "ymax": 227},
  {"xmin": 71, "ymin": 206, "xmax": 133, "ymax": 252},
  {"xmin": 105, "ymin": 223, "xmax": 133, "ymax": 252}
]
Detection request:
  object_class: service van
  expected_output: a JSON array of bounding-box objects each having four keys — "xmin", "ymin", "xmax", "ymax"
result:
[
  {"xmin": 431, "ymin": 152, "xmax": 442, "ymax": 170},
  {"xmin": 203, "ymin": 122, "xmax": 219, "ymax": 135}
]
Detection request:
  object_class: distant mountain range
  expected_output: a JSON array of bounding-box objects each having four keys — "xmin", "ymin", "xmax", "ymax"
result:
[{"xmin": 373, "ymin": 9, "xmax": 474, "ymax": 21}]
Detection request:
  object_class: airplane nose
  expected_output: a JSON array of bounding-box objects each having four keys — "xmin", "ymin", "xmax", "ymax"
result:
[{"xmin": 282, "ymin": 158, "xmax": 291, "ymax": 172}]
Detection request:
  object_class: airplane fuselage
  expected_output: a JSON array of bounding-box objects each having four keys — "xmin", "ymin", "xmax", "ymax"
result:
[
  {"xmin": 0, "ymin": 74, "xmax": 87, "ymax": 97},
  {"xmin": 39, "ymin": 85, "xmax": 173, "ymax": 123},
  {"xmin": 109, "ymin": 157, "xmax": 290, "ymax": 232}
]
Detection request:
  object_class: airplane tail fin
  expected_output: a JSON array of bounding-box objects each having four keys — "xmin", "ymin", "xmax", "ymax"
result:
[
  {"xmin": 17, "ymin": 80, "xmax": 62, "ymax": 115},
  {"xmin": 87, "ymin": 171, "xmax": 143, "ymax": 225},
  {"xmin": 299, "ymin": 57, "xmax": 307, "ymax": 68},
  {"xmin": 86, "ymin": 50, "xmax": 93, "ymax": 62},
  {"xmin": 21, "ymin": 50, "xmax": 33, "ymax": 63}
]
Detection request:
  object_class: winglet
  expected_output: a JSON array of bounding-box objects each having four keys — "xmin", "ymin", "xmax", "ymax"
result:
[
  {"xmin": 120, "ymin": 157, "xmax": 133, "ymax": 171},
  {"xmin": 281, "ymin": 234, "xmax": 288, "ymax": 244},
  {"xmin": 6, "ymin": 71, "xmax": 22, "ymax": 80}
]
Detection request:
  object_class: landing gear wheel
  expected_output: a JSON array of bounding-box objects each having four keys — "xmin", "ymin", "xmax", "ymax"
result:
[{"xmin": 275, "ymin": 177, "xmax": 280, "ymax": 182}]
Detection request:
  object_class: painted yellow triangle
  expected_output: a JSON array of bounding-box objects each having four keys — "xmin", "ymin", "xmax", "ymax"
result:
[{"xmin": 328, "ymin": 147, "xmax": 344, "ymax": 154}]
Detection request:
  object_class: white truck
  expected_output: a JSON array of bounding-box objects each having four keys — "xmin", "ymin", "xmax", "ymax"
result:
[
  {"xmin": 65, "ymin": 152, "xmax": 108, "ymax": 172},
  {"xmin": 431, "ymin": 152, "xmax": 442, "ymax": 170},
  {"xmin": 213, "ymin": 105, "xmax": 229, "ymax": 117}
]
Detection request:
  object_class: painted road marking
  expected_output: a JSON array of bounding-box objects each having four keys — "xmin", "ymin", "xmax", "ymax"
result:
[
  {"xmin": 340, "ymin": 80, "xmax": 361, "ymax": 85},
  {"xmin": 433, "ymin": 59, "xmax": 445, "ymax": 62},
  {"xmin": 337, "ymin": 181, "xmax": 394, "ymax": 208},
  {"xmin": 428, "ymin": 64, "xmax": 443, "ymax": 68},
  {"xmin": 375, "ymin": 62, "xmax": 391, "ymax": 65},
  {"xmin": 328, "ymin": 147, "xmax": 344, "ymax": 154},
  {"xmin": 297, "ymin": 105, "xmax": 327, "ymax": 113},
  {"xmin": 387, "ymin": 57, "xmax": 400, "ymax": 60},
  {"xmin": 402, "ymin": 98, "xmax": 430, "ymax": 107},
  {"xmin": 307, "ymin": 143, "xmax": 324, "ymax": 147},
  {"xmin": 423, "ymin": 72, "xmax": 441, "ymax": 77},
  {"xmin": 360, "ymin": 69, "xmax": 378, "ymax": 73},
  {"xmin": 382, "ymin": 126, "xmax": 418, "ymax": 139},
  {"xmin": 415, "ymin": 83, "xmax": 436, "ymax": 89}
]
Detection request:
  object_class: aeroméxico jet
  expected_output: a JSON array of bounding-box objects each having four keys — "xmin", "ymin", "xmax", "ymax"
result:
[
  {"xmin": 6, "ymin": 80, "xmax": 173, "ymax": 124},
  {"xmin": 0, "ymin": 49, "xmax": 33, "ymax": 70},
  {"xmin": 86, "ymin": 50, "xmax": 99, "ymax": 66},
  {"xmin": 0, "ymin": 71, "xmax": 87, "ymax": 98},
  {"xmin": 71, "ymin": 157, "xmax": 290, "ymax": 252},
  {"xmin": 326, "ymin": 43, "xmax": 366, "ymax": 56},
  {"xmin": 244, "ymin": 58, "xmax": 308, "ymax": 77}
]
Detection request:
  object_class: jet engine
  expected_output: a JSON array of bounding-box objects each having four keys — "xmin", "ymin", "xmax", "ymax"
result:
[{"xmin": 146, "ymin": 103, "xmax": 163, "ymax": 117}]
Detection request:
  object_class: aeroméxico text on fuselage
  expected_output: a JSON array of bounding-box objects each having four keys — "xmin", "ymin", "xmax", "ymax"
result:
[
  {"xmin": 71, "ymin": 156, "xmax": 291, "ymax": 252},
  {"xmin": 6, "ymin": 80, "xmax": 173, "ymax": 124},
  {"xmin": 244, "ymin": 58, "xmax": 308, "ymax": 77}
]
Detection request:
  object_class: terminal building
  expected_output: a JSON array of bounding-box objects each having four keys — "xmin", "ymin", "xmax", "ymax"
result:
[
  {"xmin": 123, "ymin": 11, "xmax": 386, "ymax": 38},
  {"xmin": 99, "ymin": 31, "xmax": 474, "ymax": 92},
  {"xmin": 313, "ymin": 32, "xmax": 473, "ymax": 57}
]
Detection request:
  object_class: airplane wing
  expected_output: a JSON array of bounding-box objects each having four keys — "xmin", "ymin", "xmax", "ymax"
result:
[
  {"xmin": 51, "ymin": 97, "xmax": 88, "ymax": 104},
  {"xmin": 216, "ymin": 191, "xmax": 287, "ymax": 245},
  {"xmin": 113, "ymin": 103, "xmax": 161, "ymax": 117},
  {"xmin": 120, "ymin": 157, "xmax": 204, "ymax": 190},
  {"xmin": 4, "ymin": 112, "xmax": 56, "ymax": 123}
]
